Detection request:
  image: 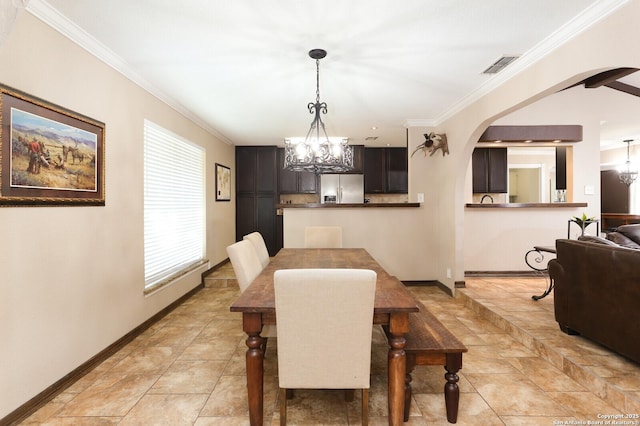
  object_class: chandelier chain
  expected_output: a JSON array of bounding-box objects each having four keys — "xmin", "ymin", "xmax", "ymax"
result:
[{"xmin": 316, "ymin": 59, "xmax": 320, "ymax": 104}]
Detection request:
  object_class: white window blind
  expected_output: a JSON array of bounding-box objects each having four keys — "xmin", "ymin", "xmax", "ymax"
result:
[{"xmin": 144, "ymin": 120, "xmax": 205, "ymax": 290}]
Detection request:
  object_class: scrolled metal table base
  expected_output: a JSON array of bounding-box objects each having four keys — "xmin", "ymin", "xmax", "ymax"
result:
[{"xmin": 524, "ymin": 246, "xmax": 556, "ymax": 300}]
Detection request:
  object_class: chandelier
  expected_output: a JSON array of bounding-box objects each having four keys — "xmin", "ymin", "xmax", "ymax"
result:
[
  {"xmin": 284, "ymin": 49, "xmax": 353, "ymax": 174},
  {"xmin": 619, "ymin": 139, "xmax": 638, "ymax": 185}
]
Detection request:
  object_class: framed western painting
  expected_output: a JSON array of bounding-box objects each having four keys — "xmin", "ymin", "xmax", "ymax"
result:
[
  {"xmin": 215, "ymin": 163, "xmax": 231, "ymax": 201},
  {"xmin": 0, "ymin": 84, "xmax": 105, "ymax": 206}
]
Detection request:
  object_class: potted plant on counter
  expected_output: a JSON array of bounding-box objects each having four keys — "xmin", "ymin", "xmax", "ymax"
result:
[{"xmin": 571, "ymin": 213, "xmax": 598, "ymax": 237}]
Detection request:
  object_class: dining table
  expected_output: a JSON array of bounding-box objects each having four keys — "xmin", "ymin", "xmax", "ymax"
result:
[{"xmin": 230, "ymin": 247, "xmax": 419, "ymax": 426}]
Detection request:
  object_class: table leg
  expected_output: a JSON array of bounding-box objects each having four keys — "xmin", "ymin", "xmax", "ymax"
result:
[
  {"xmin": 444, "ymin": 353, "xmax": 463, "ymax": 423},
  {"xmin": 387, "ymin": 313, "xmax": 409, "ymax": 426},
  {"xmin": 243, "ymin": 313, "xmax": 264, "ymax": 426}
]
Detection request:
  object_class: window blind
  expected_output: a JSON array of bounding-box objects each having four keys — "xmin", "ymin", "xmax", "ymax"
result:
[{"xmin": 144, "ymin": 120, "xmax": 205, "ymax": 290}]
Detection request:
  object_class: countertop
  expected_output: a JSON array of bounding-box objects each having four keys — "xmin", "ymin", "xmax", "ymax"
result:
[
  {"xmin": 276, "ymin": 202, "xmax": 420, "ymax": 208},
  {"xmin": 465, "ymin": 202, "xmax": 587, "ymax": 208}
]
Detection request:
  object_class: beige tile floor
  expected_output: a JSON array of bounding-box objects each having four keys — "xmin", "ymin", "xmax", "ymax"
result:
[{"xmin": 21, "ymin": 266, "xmax": 640, "ymax": 425}]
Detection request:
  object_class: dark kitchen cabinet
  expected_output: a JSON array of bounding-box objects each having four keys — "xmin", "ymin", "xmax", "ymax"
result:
[
  {"xmin": 472, "ymin": 147, "xmax": 507, "ymax": 193},
  {"xmin": 235, "ymin": 146, "xmax": 280, "ymax": 255},
  {"xmin": 277, "ymin": 148, "xmax": 318, "ymax": 194},
  {"xmin": 347, "ymin": 145, "xmax": 365, "ymax": 174},
  {"xmin": 364, "ymin": 147, "xmax": 408, "ymax": 193}
]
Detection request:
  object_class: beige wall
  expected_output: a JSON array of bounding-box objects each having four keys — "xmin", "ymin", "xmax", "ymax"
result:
[
  {"xmin": 463, "ymin": 87, "xmax": 603, "ymax": 271},
  {"xmin": 407, "ymin": 0, "xmax": 640, "ymax": 284},
  {"xmin": 0, "ymin": 12, "xmax": 234, "ymax": 417}
]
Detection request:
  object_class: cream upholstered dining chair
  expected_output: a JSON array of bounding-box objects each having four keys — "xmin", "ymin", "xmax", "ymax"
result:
[
  {"xmin": 226, "ymin": 239, "xmax": 263, "ymax": 293},
  {"xmin": 243, "ymin": 231, "xmax": 270, "ymax": 268},
  {"xmin": 274, "ymin": 268, "xmax": 377, "ymax": 425},
  {"xmin": 226, "ymin": 240, "xmax": 276, "ymax": 349},
  {"xmin": 303, "ymin": 226, "xmax": 343, "ymax": 248}
]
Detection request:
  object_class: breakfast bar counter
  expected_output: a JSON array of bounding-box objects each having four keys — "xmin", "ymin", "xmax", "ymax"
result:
[
  {"xmin": 465, "ymin": 202, "xmax": 587, "ymax": 208},
  {"xmin": 276, "ymin": 202, "xmax": 420, "ymax": 208},
  {"xmin": 279, "ymin": 202, "xmax": 426, "ymax": 281}
]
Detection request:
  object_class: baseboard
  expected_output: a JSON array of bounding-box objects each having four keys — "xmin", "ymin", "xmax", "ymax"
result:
[
  {"xmin": 465, "ymin": 270, "xmax": 541, "ymax": 277},
  {"xmin": 202, "ymin": 257, "xmax": 230, "ymax": 277},
  {"xmin": 1, "ymin": 284, "xmax": 203, "ymax": 426}
]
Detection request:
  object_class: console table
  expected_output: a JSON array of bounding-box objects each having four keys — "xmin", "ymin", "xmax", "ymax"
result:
[{"xmin": 524, "ymin": 245, "xmax": 556, "ymax": 300}]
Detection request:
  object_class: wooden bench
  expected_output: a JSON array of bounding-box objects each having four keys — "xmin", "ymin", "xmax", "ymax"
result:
[{"xmin": 384, "ymin": 299, "xmax": 467, "ymax": 423}]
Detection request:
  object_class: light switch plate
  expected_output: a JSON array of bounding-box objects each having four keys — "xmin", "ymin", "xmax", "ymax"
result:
[
  {"xmin": 584, "ymin": 185, "xmax": 595, "ymax": 195},
  {"xmin": 417, "ymin": 193, "xmax": 424, "ymax": 202}
]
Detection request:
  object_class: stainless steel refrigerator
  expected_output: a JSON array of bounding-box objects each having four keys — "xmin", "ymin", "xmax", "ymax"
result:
[{"xmin": 320, "ymin": 174, "xmax": 364, "ymax": 204}]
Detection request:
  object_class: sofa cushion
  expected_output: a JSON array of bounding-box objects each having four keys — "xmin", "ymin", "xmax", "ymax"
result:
[
  {"xmin": 578, "ymin": 235, "xmax": 619, "ymax": 246},
  {"xmin": 616, "ymin": 224, "xmax": 640, "ymax": 244},
  {"xmin": 606, "ymin": 231, "xmax": 640, "ymax": 249}
]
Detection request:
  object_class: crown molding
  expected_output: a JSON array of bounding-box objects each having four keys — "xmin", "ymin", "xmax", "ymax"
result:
[
  {"xmin": 403, "ymin": 119, "xmax": 437, "ymax": 128},
  {"xmin": 435, "ymin": 0, "xmax": 631, "ymax": 126},
  {"xmin": 25, "ymin": 0, "xmax": 233, "ymax": 145}
]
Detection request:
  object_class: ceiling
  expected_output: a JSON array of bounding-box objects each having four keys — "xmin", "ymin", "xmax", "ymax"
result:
[{"xmin": 26, "ymin": 0, "xmax": 636, "ymax": 148}]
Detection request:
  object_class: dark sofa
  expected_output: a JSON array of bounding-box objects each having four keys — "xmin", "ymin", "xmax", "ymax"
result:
[{"xmin": 548, "ymin": 238, "xmax": 640, "ymax": 364}]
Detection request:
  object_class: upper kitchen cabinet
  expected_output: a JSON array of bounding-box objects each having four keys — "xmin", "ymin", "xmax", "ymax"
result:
[
  {"xmin": 237, "ymin": 146, "xmax": 277, "ymax": 193},
  {"xmin": 472, "ymin": 147, "xmax": 507, "ymax": 193},
  {"xmin": 277, "ymin": 148, "xmax": 318, "ymax": 194},
  {"xmin": 348, "ymin": 145, "xmax": 364, "ymax": 174},
  {"xmin": 364, "ymin": 147, "xmax": 408, "ymax": 194},
  {"xmin": 236, "ymin": 146, "xmax": 280, "ymax": 255}
]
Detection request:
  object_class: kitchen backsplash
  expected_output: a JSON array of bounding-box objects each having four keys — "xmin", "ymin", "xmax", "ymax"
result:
[
  {"xmin": 279, "ymin": 193, "xmax": 408, "ymax": 204},
  {"xmin": 364, "ymin": 194, "xmax": 408, "ymax": 203}
]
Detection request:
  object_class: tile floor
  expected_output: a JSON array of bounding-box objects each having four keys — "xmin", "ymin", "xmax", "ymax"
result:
[{"xmin": 21, "ymin": 266, "xmax": 640, "ymax": 425}]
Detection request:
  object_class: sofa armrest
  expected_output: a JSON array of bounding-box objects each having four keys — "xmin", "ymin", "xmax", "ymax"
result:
[{"xmin": 547, "ymin": 258, "xmax": 568, "ymax": 326}]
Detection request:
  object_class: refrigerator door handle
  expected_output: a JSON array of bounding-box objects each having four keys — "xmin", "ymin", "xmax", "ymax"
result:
[{"xmin": 338, "ymin": 187, "xmax": 342, "ymax": 203}]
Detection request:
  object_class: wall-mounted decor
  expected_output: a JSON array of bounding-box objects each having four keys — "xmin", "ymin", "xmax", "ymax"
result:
[
  {"xmin": 215, "ymin": 163, "xmax": 231, "ymax": 201},
  {"xmin": 411, "ymin": 132, "xmax": 449, "ymax": 158},
  {"xmin": 0, "ymin": 84, "xmax": 105, "ymax": 206}
]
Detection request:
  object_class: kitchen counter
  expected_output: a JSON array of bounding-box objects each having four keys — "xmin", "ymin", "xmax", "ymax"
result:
[
  {"xmin": 276, "ymin": 202, "xmax": 420, "ymax": 208},
  {"xmin": 465, "ymin": 202, "xmax": 587, "ymax": 208},
  {"xmin": 280, "ymin": 202, "xmax": 425, "ymax": 279}
]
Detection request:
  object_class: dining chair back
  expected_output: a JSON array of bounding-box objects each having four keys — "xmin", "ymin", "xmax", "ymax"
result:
[
  {"xmin": 303, "ymin": 226, "xmax": 343, "ymax": 248},
  {"xmin": 226, "ymin": 239, "xmax": 276, "ymax": 344},
  {"xmin": 274, "ymin": 268, "xmax": 377, "ymax": 425},
  {"xmin": 243, "ymin": 231, "xmax": 270, "ymax": 268},
  {"xmin": 226, "ymin": 239, "xmax": 263, "ymax": 293}
]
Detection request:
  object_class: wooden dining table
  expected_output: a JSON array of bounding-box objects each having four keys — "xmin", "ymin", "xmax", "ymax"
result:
[{"xmin": 230, "ymin": 248, "xmax": 419, "ymax": 425}]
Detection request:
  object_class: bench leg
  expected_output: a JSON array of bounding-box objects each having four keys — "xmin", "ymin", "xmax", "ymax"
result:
[
  {"xmin": 403, "ymin": 356, "xmax": 416, "ymax": 422},
  {"xmin": 404, "ymin": 371, "xmax": 412, "ymax": 422},
  {"xmin": 444, "ymin": 353, "xmax": 462, "ymax": 423}
]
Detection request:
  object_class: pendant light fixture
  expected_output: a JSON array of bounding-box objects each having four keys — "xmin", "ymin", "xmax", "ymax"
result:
[
  {"xmin": 283, "ymin": 49, "xmax": 353, "ymax": 174},
  {"xmin": 619, "ymin": 139, "xmax": 638, "ymax": 185}
]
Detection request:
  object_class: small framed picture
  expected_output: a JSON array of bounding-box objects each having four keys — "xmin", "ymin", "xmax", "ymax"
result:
[
  {"xmin": 0, "ymin": 84, "xmax": 105, "ymax": 206},
  {"xmin": 215, "ymin": 163, "xmax": 231, "ymax": 201}
]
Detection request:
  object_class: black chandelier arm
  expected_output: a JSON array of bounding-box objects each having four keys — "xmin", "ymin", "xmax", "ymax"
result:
[{"xmin": 308, "ymin": 101, "xmax": 328, "ymax": 115}]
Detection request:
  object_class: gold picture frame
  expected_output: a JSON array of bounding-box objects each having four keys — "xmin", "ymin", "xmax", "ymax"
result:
[{"xmin": 0, "ymin": 84, "xmax": 105, "ymax": 206}]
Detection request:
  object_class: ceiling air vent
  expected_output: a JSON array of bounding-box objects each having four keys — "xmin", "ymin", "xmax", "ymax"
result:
[{"xmin": 482, "ymin": 55, "xmax": 519, "ymax": 74}]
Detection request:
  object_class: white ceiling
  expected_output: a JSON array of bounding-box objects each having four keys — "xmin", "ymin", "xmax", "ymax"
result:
[{"xmin": 28, "ymin": 0, "xmax": 635, "ymax": 148}]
